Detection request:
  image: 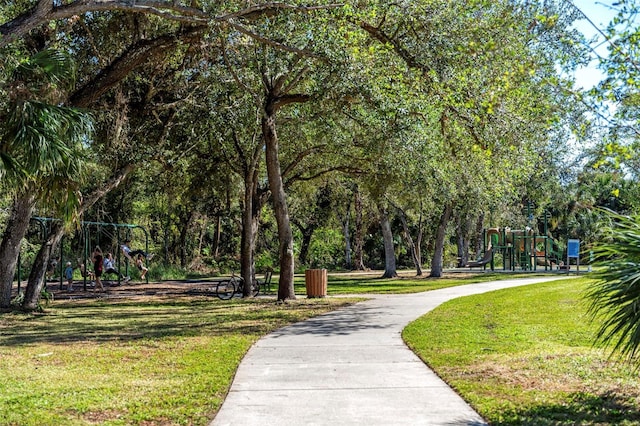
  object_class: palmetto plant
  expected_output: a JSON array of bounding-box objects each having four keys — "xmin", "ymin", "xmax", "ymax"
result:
[
  {"xmin": 0, "ymin": 49, "xmax": 92, "ymax": 216},
  {"xmin": 587, "ymin": 208, "xmax": 640, "ymax": 363},
  {"xmin": 1, "ymin": 49, "xmax": 92, "ymax": 183}
]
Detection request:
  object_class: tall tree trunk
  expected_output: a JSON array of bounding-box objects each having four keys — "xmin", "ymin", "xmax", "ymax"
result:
[
  {"xmin": 429, "ymin": 203, "xmax": 453, "ymax": 278},
  {"xmin": 397, "ymin": 207, "xmax": 422, "ymax": 276},
  {"xmin": 340, "ymin": 200, "xmax": 352, "ymax": 269},
  {"xmin": 379, "ymin": 203, "xmax": 397, "ymax": 278},
  {"xmin": 455, "ymin": 213, "xmax": 470, "ymax": 267},
  {"xmin": 263, "ymin": 99, "xmax": 295, "ymax": 301},
  {"xmin": 353, "ymin": 185, "xmax": 365, "ymax": 270},
  {"xmin": 213, "ymin": 215, "xmax": 221, "ymax": 259},
  {"xmin": 295, "ymin": 225, "xmax": 314, "ymax": 267},
  {"xmin": 240, "ymin": 165, "xmax": 268, "ymax": 297},
  {"xmin": 474, "ymin": 213, "xmax": 485, "ymax": 258},
  {"xmin": 0, "ymin": 193, "xmax": 36, "ymax": 309},
  {"xmin": 178, "ymin": 209, "xmax": 194, "ymax": 268},
  {"xmin": 22, "ymin": 222, "xmax": 64, "ymax": 311},
  {"xmin": 415, "ymin": 207, "xmax": 423, "ymax": 274}
]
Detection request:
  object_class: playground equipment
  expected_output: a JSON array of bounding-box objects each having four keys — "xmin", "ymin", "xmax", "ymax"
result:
[
  {"xmin": 17, "ymin": 218, "xmax": 150, "ymax": 291},
  {"xmin": 461, "ymin": 205, "xmax": 565, "ymax": 272},
  {"xmin": 486, "ymin": 226, "xmax": 562, "ymax": 271},
  {"xmin": 463, "ymin": 244, "xmax": 494, "ymax": 269}
]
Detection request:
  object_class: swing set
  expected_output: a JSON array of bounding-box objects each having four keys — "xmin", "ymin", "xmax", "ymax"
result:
[{"xmin": 18, "ymin": 217, "xmax": 151, "ymax": 292}]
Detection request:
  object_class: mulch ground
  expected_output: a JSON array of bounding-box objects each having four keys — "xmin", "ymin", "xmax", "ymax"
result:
[{"xmin": 16, "ymin": 278, "xmax": 232, "ymax": 302}]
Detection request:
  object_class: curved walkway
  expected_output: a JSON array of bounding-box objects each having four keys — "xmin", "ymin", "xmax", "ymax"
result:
[{"xmin": 211, "ymin": 277, "xmax": 566, "ymax": 426}]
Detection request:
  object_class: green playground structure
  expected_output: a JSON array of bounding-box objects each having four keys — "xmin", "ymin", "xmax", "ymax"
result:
[
  {"xmin": 485, "ymin": 226, "xmax": 563, "ymax": 271},
  {"xmin": 466, "ymin": 206, "xmax": 566, "ymax": 272}
]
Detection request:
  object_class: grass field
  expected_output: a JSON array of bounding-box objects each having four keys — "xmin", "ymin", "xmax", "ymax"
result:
[
  {"xmin": 3, "ymin": 272, "xmax": 638, "ymax": 425},
  {"xmin": 0, "ymin": 295, "xmax": 360, "ymax": 425},
  {"xmin": 297, "ymin": 270, "xmax": 548, "ymax": 294},
  {"xmin": 403, "ymin": 277, "xmax": 640, "ymax": 425}
]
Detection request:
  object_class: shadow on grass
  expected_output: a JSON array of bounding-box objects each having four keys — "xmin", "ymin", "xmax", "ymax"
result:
[
  {"xmin": 0, "ymin": 298, "xmax": 334, "ymax": 346},
  {"xmin": 494, "ymin": 391, "xmax": 640, "ymax": 425}
]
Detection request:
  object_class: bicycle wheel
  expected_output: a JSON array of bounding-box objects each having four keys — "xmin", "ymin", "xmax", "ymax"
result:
[{"xmin": 216, "ymin": 280, "xmax": 236, "ymax": 300}]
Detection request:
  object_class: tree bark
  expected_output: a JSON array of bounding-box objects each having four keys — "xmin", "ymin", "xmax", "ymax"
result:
[
  {"xmin": 70, "ymin": 29, "xmax": 205, "ymax": 108},
  {"xmin": 474, "ymin": 213, "xmax": 485, "ymax": 258},
  {"xmin": 0, "ymin": 0, "xmax": 208, "ymax": 48},
  {"xmin": 429, "ymin": 203, "xmax": 453, "ymax": 278},
  {"xmin": 0, "ymin": 193, "xmax": 36, "ymax": 309},
  {"xmin": 22, "ymin": 221, "xmax": 64, "ymax": 311},
  {"xmin": 379, "ymin": 203, "xmax": 397, "ymax": 278},
  {"xmin": 340, "ymin": 200, "xmax": 352, "ymax": 270},
  {"xmin": 353, "ymin": 185, "xmax": 365, "ymax": 270},
  {"xmin": 263, "ymin": 97, "xmax": 296, "ymax": 301},
  {"xmin": 178, "ymin": 209, "xmax": 195, "ymax": 268},
  {"xmin": 239, "ymin": 163, "xmax": 269, "ymax": 297},
  {"xmin": 397, "ymin": 207, "xmax": 422, "ymax": 276},
  {"xmin": 294, "ymin": 223, "xmax": 314, "ymax": 267},
  {"xmin": 455, "ymin": 213, "xmax": 470, "ymax": 267}
]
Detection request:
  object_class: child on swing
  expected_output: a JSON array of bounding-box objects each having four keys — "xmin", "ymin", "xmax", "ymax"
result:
[{"xmin": 135, "ymin": 254, "xmax": 148, "ymax": 280}]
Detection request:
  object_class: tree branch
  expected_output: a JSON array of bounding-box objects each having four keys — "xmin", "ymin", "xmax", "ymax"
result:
[
  {"xmin": 1, "ymin": 1, "xmax": 343, "ymax": 49},
  {"xmin": 69, "ymin": 26, "xmax": 205, "ymax": 107},
  {"xmin": 225, "ymin": 21, "xmax": 324, "ymax": 59},
  {"xmin": 273, "ymin": 93, "xmax": 310, "ymax": 110}
]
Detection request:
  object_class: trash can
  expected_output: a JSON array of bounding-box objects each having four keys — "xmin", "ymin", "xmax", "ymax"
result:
[{"xmin": 305, "ymin": 269, "xmax": 327, "ymax": 298}]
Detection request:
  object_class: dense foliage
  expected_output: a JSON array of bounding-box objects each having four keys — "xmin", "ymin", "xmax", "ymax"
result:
[{"xmin": 0, "ymin": 1, "xmax": 638, "ymax": 308}]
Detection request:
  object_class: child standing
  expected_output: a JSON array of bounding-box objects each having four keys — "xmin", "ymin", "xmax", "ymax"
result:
[
  {"xmin": 93, "ymin": 246, "xmax": 105, "ymax": 292},
  {"xmin": 64, "ymin": 261, "xmax": 74, "ymax": 291}
]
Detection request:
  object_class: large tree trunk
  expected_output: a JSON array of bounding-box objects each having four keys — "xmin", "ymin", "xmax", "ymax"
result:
[
  {"xmin": 353, "ymin": 185, "xmax": 365, "ymax": 270},
  {"xmin": 178, "ymin": 209, "xmax": 195, "ymax": 268},
  {"xmin": 22, "ymin": 221, "xmax": 64, "ymax": 311},
  {"xmin": 295, "ymin": 224, "xmax": 314, "ymax": 267},
  {"xmin": 379, "ymin": 203, "xmax": 397, "ymax": 278},
  {"xmin": 340, "ymin": 200, "xmax": 352, "ymax": 270},
  {"xmin": 0, "ymin": 193, "xmax": 36, "ymax": 309},
  {"xmin": 213, "ymin": 215, "xmax": 221, "ymax": 259},
  {"xmin": 240, "ymin": 164, "xmax": 268, "ymax": 298},
  {"xmin": 397, "ymin": 207, "xmax": 422, "ymax": 276},
  {"xmin": 455, "ymin": 213, "xmax": 471, "ymax": 267},
  {"xmin": 474, "ymin": 213, "xmax": 485, "ymax": 258},
  {"xmin": 263, "ymin": 99, "xmax": 295, "ymax": 301},
  {"xmin": 429, "ymin": 203, "xmax": 453, "ymax": 278}
]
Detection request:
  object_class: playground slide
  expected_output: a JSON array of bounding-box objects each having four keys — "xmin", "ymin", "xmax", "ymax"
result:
[{"xmin": 535, "ymin": 256, "xmax": 555, "ymax": 268}]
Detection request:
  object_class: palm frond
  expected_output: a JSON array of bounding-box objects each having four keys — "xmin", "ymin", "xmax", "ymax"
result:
[
  {"xmin": 14, "ymin": 49, "xmax": 76, "ymax": 91},
  {"xmin": 587, "ymin": 208, "xmax": 640, "ymax": 363},
  {"xmin": 6, "ymin": 100, "xmax": 92, "ymax": 175}
]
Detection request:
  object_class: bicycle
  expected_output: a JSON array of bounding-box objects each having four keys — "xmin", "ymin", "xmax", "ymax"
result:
[
  {"xmin": 215, "ymin": 278, "xmax": 236, "ymax": 300},
  {"xmin": 215, "ymin": 272, "xmax": 259, "ymax": 300}
]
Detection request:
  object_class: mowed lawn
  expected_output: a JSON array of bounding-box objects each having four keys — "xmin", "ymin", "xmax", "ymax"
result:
[
  {"xmin": 403, "ymin": 277, "xmax": 640, "ymax": 425},
  {"xmin": 0, "ymin": 295, "xmax": 360, "ymax": 425},
  {"xmin": 3, "ymin": 273, "xmax": 639, "ymax": 425}
]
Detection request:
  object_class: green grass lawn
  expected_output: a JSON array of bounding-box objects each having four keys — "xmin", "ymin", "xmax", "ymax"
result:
[
  {"xmin": 0, "ymin": 296, "xmax": 360, "ymax": 425},
  {"xmin": 3, "ymin": 272, "xmax": 636, "ymax": 425},
  {"xmin": 293, "ymin": 270, "xmax": 548, "ymax": 295},
  {"xmin": 403, "ymin": 277, "xmax": 640, "ymax": 425}
]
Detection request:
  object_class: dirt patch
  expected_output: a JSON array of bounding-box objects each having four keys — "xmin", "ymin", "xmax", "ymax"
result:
[{"xmin": 14, "ymin": 278, "xmax": 230, "ymax": 302}]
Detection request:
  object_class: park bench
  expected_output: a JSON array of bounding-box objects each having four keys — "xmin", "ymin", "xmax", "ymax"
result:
[{"xmin": 257, "ymin": 270, "xmax": 273, "ymax": 293}]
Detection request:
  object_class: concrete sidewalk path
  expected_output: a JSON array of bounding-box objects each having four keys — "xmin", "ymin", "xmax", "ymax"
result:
[{"xmin": 211, "ymin": 277, "xmax": 567, "ymax": 426}]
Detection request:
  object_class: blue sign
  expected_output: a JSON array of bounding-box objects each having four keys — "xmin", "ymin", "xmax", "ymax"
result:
[{"xmin": 567, "ymin": 239, "xmax": 580, "ymax": 258}]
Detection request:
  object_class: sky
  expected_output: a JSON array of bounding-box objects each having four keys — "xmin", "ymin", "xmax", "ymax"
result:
[{"xmin": 570, "ymin": 1, "xmax": 619, "ymax": 89}]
